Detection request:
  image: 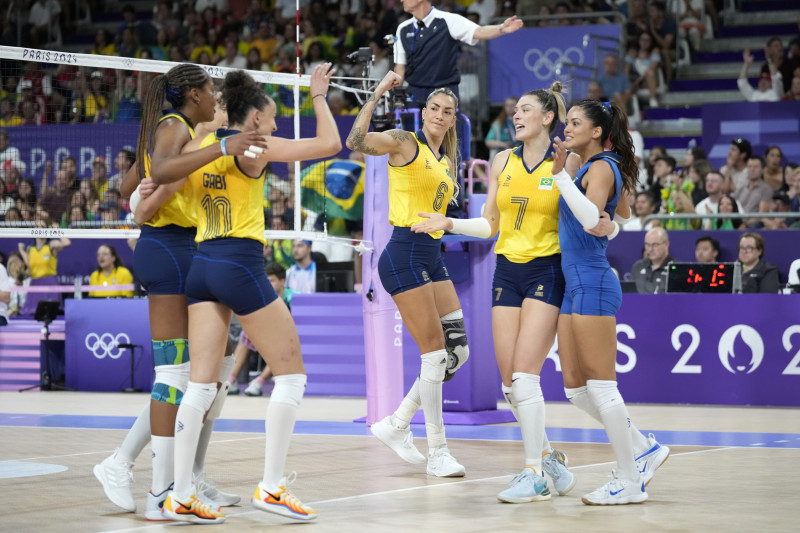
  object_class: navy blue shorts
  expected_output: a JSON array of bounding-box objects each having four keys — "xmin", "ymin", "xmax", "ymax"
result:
[
  {"xmin": 560, "ymin": 251, "xmax": 622, "ymax": 316},
  {"xmin": 134, "ymin": 224, "xmax": 197, "ymax": 295},
  {"xmin": 185, "ymin": 238, "xmax": 279, "ymax": 315},
  {"xmin": 492, "ymin": 254, "xmax": 565, "ymax": 308},
  {"xmin": 378, "ymin": 227, "xmax": 450, "ymax": 296}
]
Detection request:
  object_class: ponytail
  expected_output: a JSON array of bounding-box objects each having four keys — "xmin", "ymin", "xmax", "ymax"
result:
[{"xmin": 522, "ymin": 80, "xmax": 567, "ymax": 134}]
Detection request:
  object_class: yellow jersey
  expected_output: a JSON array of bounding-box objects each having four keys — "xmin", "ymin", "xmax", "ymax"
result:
[
  {"xmin": 143, "ymin": 111, "xmax": 197, "ymax": 229},
  {"xmin": 494, "ymin": 146, "xmax": 561, "ymax": 262},
  {"xmin": 189, "ymin": 130, "xmax": 268, "ymax": 245},
  {"xmin": 387, "ymin": 131, "xmax": 454, "ymax": 239},
  {"xmin": 28, "ymin": 243, "xmax": 57, "ymax": 278},
  {"xmin": 89, "ymin": 267, "xmax": 134, "ymax": 298}
]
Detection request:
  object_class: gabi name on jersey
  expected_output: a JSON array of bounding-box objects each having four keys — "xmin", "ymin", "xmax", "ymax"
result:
[{"xmin": 203, "ymin": 172, "xmax": 227, "ymax": 190}]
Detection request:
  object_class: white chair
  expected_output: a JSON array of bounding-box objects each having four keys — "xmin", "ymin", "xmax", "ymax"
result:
[{"xmin": 788, "ymin": 258, "xmax": 800, "ymax": 286}]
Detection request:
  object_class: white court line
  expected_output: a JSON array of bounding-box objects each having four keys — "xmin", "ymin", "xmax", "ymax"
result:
[{"xmin": 96, "ymin": 447, "xmax": 744, "ymax": 533}]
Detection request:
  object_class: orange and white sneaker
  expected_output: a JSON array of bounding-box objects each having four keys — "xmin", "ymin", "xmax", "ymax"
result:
[
  {"xmin": 251, "ymin": 476, "xmax": 317, "ymax": 521},
  {"xmin": 162, "ymin": 492, "xmax": 226, "ymax": 524}
]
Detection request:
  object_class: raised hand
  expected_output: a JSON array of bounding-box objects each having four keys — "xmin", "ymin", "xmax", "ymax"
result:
[
  {"xmin": 742, "ymin": 49, "xmax": 754, "ymax": 64},
  {"xmin": 309, "ymin": 62, "xmax": 335, "ymax": 99},
  {"xmin": 502, "ymin": 16, "xmax": 524, "ymax": 35},
  {"xmin": 375, "ymin": 71, "xmax": 403, "ymax": 98},
  {"xmin": 551, "ymin": 137, "xmax": 568, "ymax": 175},
  {"xmin": 411, "ymin": 212, "xmax": 452, "ymax": 233}
]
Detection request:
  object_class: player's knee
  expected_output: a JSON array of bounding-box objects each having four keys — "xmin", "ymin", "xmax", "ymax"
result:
[
  {"xmin": 441, "ymin": 310, "xmax": 469, "ymax": 381},
  {"xmin": 182, "ymin": 381, "xmax": 218, "ymax": 413},
  {"xmin": 586, "ymin": 379, "xmax": 623, "ymax": 413},
  {"xmin": 420, "ymin": 349, "xmax": 447, "ymax": 383},
  {"xmin": 271, "ymin": 374, "xmax": 306, "ymax": 407},
  {"xmin": 151, "ymin": 362, "xmax": 190, "ymax": 405},
  {"xmin": 511, "ymin": 372, "xmax": 543, "ymax": 406}
]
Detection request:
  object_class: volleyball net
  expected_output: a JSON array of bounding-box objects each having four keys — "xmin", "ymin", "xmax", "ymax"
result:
[{"xmin": 0, "ymin": 44, "xmax": 373, "ymax": 245}]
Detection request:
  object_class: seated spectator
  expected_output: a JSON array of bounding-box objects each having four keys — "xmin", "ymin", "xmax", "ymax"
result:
[
  {"xmin": 598, "ymin": 54, "xmax": 631, "ymax": 111},
  {"xmin": 14, "ymin": 178, "xmax": 38, "ymax": 210},
  {"xmin": 285, "ymin": 239, "xmax": 316, "ymax": 294},
  {"xmin": 696, "ymin": 171, "xmax": 742, "ymax": 229},
  {"xmin": 762, "ymin": 36, "xmax": 800, "ymax": 95},
  {"xmin": 0, "ymin": 260, "xmax": 10, "ymax": 325},
  {"xmin": 759, "ymin": 191, "xmax": 792, "ymax": 229},
  {"xmin": 781, "ymin": 75, "xmax": 800, "ymax": 100},
  {"xmin": 88, "ymin": 243, "xmax": 134, "ymax": 298},
  {"xmin": 0, "ymin": 177, "xmax": 14, "ymax": 218},
  {"xmin": 0, "ymin": 98, "xmax": 22, "ymax": 127},
  {"xmin": 720, "ymin": 137, "xmax": 751, "ymax": 193},
  {"xmin": 484, "ymin": 97, "xmax": 520, "ymax": 163},
  {"xmin": 114, "ymin": 73, "xmax": 142, "ymax": 123},
  {"xmin": 625, "ymin": 31, "xmax": 663, "ymax": 108},
  {"xmin": 738, "ymin": 232, "xmax": 779, "ymax": 293},
  {"xmin": 623, "ymin": 190, "xmax": 660, "ymax": 231},
  {"xmin": 108, "ymin": 149, "xmax": 135, "ymax": 193},
  {"xmin": 763, "ymin": 145, "xmax": 784, "ymax": 191},
  {"xmin": 672, "ymin": 0, "xmax": 707, "ymax": 52},
  {"xmin": 734, "ymin": 156, "xmax": 774, "ymax": 214},
  {"xmin": 217, "ymin": 35, "xmax": 247, "ymax": 69},
  {"xmin": 664, "ymin": 189, "xmax": 699, "ymax": 230},
  {"xmin": 650, "ymin": 155, "xmax": 677, "ymax": 208},
  {"xmin": 584, "ymin": 81, "xmax": 606, "ymax": 102},
  {"xmin": 684, "ymin": 158, "xmax": 711, "ymax": 205},
  {"xmin": 632, "ymin": 227, "xmax": 675, "ymax": 293},
  {"xmin": 5, "ymin": 252, "xmax": 30, "ymax": 317},
  {"xmin": 788, "ymin": 166, "xmax": 800, "ymax": 213},
  {"xmin": 39, "ymin": 170, "xmax": 72, "ymax": 222},
  {"xmin": 694, "ymin": 235, "xmax": 720, "ymax": 264},
  {"xmin": 97, "ymin": 200, "xmax": 122, "ymax": 223},
  {"xmin": 712, "ymin": 194, "xmax": 745, "ymax": 229},
  {"xmin": 738, "ymin": 50, "xmax": 779, "ymax": 102},
  {"xmin": 648, "ymin": 1, "xmax": 677, "ymax": 82}
]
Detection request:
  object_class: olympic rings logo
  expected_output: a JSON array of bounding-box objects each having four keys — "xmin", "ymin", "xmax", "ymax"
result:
[
  {"xmin": 84, "ymin": 332, "xmax": 130, "ymax": 360},
  {"xmin": 523, "ymin": 47, "xmax": 585, "ymax": 80}
]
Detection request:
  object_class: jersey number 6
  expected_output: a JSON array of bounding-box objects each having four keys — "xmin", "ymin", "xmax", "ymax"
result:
[{"xmin": 433, "ymin": 181, "xmax": 449, "ymax": 211}]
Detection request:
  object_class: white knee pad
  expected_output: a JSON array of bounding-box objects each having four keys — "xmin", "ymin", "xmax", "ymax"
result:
[
  {"xmin": 586, "ymin": 379, "xmax": 624, "ymax": 414},
  {"xmin": 218, "ymin": 354, "xmax": 236, "ymax": 383},
  {"xmin": 420, "ymin": 349, "xmax": 447, "ymax": 383},
  {"xmin": 154, "ymin": 362, "xmax": 191, "ymax": 392},
  {"xmin": 182, "ymin": 381, "xmax": 218, "ymax": 413},
  {"xmin": 205, "ymin": 381, "xmax": 231, "ymax": 422},
  {"xmin": 511, "ymin": 372, "xmax": 543, "ymax": 407},
  {"xmin": 271, "ymin": 374, "xmax": 306, "ymax": 407},
  {"xmin": 502, "ymin": 384, "xmax": 515, "ymax": 407},
  {"xmin": 441, "ymin": 309, "xmax": 469, "ymax": 381}
]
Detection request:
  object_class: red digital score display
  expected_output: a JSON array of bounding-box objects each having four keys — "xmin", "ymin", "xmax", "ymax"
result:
[{"xmin": 685, "ymin": 264, "xmax": 727, "ymax": 288}]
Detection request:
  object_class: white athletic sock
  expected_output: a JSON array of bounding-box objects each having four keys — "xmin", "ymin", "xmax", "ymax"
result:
[
  {"xmin": 151, "ymin": 435, "xmax": 174, "ymax": 494},
  {"xmin": 587, "ymin": 379, "xmax": 638, "ymax": 481},
  {"xmin": 512, "ymin": 372, "xmax": 545, "ymax": 471},
  {"xmin": 173, "ymin": 382, "xmax": 217, "ymax": 499},
  {"xmin": 391, "ymin": 377, "xmax": 421, "ymax": 429},
  {"xmin": 193, "ymin": 418, "xmax": 213, "ymax": 478},
  {"xmin": 419, "ymin": 349, "xmax": 447, "ymax": 451},
  {"xmin": 262, "ymin": 374, "xmax": 305, "ymax": 490},
  {"xmin": 567, "ymin": 385, "xmax": 649, "ymax": 456},
  {"xmin": 118, "ymin": 403, "xmax": 151, "ymax": 464}
]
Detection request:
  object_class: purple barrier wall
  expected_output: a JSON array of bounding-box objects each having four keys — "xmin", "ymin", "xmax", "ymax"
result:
[
  {"xmin": 701, "ymin": 102, "xmax": 800, "ymax": 171},
  {"xmin": 488, "ymin": 25, "xmax": 620, "ymax": 104},
  {"xmin": 64, "ymin": 299, "xmax": 154, "ymax": 392},
  {"xmin": 541, "ymin": 294, "xmax": 800, "ymax": 406}
]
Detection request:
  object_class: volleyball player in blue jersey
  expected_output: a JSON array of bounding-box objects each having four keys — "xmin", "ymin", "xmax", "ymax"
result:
[{"xmin": 551, "ymin": 99, "xmax": 668, "ymax": 506}]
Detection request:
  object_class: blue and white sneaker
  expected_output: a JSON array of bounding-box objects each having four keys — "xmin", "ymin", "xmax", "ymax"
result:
[
  {"xmin": 497, "ymin": 467, "xmax": 551, "ymax": 503},
  {"xmin": 542, "ymin": 447, "xmax": 577, "ymax": 496},
  {"xmin": 635, "ymin": 434, "xmax": 670, "ymax": 486},
  {"xmin": 582, "ymin": 471, "xmax": 648, "ymax": 506}
]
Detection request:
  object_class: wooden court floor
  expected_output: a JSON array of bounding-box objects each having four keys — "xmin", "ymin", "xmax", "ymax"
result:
[{"xmin": 1, "ymin": 392, "xmax": 798, "ymax": 532}]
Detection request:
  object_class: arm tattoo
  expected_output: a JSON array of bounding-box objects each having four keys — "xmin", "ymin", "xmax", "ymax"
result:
[
  {"xmin": 387, "ymin": 130, "xmax": 410, "ymax": 143},
  {"xmin": 347, "ymin": 126, "xmax": 379, "ymax": 156}
]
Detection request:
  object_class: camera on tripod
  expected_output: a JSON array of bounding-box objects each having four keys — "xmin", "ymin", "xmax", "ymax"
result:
[
  {"xmin": 370, "ymin": 87, "xmax": 409, "ymax": 132},
  {"xmin": 347, "ymin": 47, "xmax": 373, "ymax": 64}
]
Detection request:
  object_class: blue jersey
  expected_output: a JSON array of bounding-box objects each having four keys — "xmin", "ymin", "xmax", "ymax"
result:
[{"xmin": 558, "ymin": 151, "xmax": 623, "ymax": 254}]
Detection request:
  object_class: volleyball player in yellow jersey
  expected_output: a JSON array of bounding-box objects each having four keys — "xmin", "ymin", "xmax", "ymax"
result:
[
  {"xmin": 17, "ymin": 233, "xmax": 70, "ymax": 279},
  {"xmin": 161, "ymin": 64, "xmax": 340, "ymax": 524},
  {"xmin": 346, "ymin": 71, "xmax": 470, "ymax": 478},
  {"xmin": 413, "ymin": 82, "xmax": 583, "ymax": 501},
  {"xmin": 94, "ymin": 65, "xmax": 262, "ymax": 519}
]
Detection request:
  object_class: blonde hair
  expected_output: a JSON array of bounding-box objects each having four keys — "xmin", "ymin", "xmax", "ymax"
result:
[{"xmin": 426, "ymin": 87, "xmax": 460, "ymax": 204}]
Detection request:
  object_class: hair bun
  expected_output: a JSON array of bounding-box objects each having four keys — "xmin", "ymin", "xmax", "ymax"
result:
[{"xmin": 549, "ymin": 81, "xmax": 563, "ymax": 94}]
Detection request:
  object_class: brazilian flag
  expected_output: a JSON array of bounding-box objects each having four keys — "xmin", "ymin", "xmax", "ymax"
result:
[{"xmin": 301, "ymin": 159, "xmax": 365, "ymax": 221}]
